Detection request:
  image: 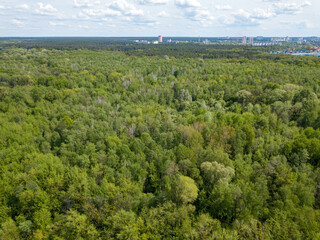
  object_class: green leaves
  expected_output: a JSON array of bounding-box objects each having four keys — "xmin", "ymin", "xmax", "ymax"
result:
[
  {"xmin": 0, "ymin": 45, "xmax": 320, "ymax": 239},
  {"xmin": 171, "ymin": 175, "xmax": 198, "ymax": 205},
  {"xmin": 201, "ymin": 161, "xmax": 234, "ymax": 186}
]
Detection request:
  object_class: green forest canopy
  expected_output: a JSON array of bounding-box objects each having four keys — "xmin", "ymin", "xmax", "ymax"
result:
[{"xmin": 0, "ymin": 42, "xmax": 320, "ymax": 239}]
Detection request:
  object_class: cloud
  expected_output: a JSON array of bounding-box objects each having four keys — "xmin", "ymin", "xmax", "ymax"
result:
[
  {"xmin": 131, "ymin": 18, "xmax": 158, "ymax": 26},
  {"xmin": 219, "ymin": 9, "xmax": 259, "ymax": 27},
  {"xmin": 175, "ymin": 0, "xmax": 201, "ymax": 8},
  {"xmin": 11, "ymin": 19, "xmax": 25, "ymax": 27},
  {"xmin": 109, "ymin": 0, "xmax": 144, "ymax": 16},
  {"xmin": 158, "ymin": 11, "xmax": 168, "ymax": 17},
  {"xmin": 184, "ymin": 9, "xmax": 214, "ymax": 23},
  {"xmin": 215, "ymin": 5, "xmax": 232, "ymax": 11},
  {"xmin": 74, "ymin": 0, "xmax": 92, "ymax": 8},
  {"xmin": 80, "ymin": 8, "xmax": 121, "ymax": 18},
  {"xmin": 279, "ymin": 20, "xmax": 314, "ymax": 29},
  {"xmin": 77, "ymin": 11, "xmax": 91, "ymax": 20},
  {"xmin": 302, "ymin": 1, "xmax": 312, "ymax": 6},
  {"xmin": 77, "ymin": 0, "xmax": 148, "ymax": 26},
  {"xmin": 225, "ymin": 7, "xmax": 276, "ymax": 27},
  {"xmin": 174, "ymin": 0, "xmax": 214, "ymax": 24},
  {"xmin": 16, "ymin": 4, "xmax": 30, "ymax": 10},
  {"xmin": 14, "ymin": 4, "xmax": 30, "ymax": 12},
  {"xmin": 251, "ymin": 8, "xmax": 275, "ymax": 19},
  {"xmin": 273, "ymin": 1, "xmax": 311, "ymax": 15},
  {"xmin": 78, "ymin": 24, "xmax": 89, "ymax": 29},
  {"xmin": 217, "ymin": 0, "xmax": 311, "ymax": 28},
  {"xmin": 232, "ymin": 9, "xmax": 260, "ymax": 26},
  {"xmin": 49, "ymin": 21, "xmax": 67, "ymax": 26},
  {"xmin": 74, "ymin": 0, "xmax": 101, "ymax": 8},
  {"xmin": 34, "ymin": 3, "xmax": 58, "ymax": 16},
  {"xmin": 139, "ymin": 0, "xmax": 169, "ymax": 5},
  {"xmin": 114, "ymin": 1, "xmax": 158, "ymax": 27}
]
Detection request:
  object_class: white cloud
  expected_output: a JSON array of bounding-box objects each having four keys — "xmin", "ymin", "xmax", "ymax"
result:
[
  {"xmin": 38, "ymin": 3, "xmax": 57, "ymax": 12},
  {"xmin": 139, "ymin": 0, "xmax": 169, "ymax": 5},
  {"xmin": 223, "ymin": 7, "xmax": 276, "ymax": 27},
  {"xmin": 77, "ymin": 11, "xmax": 91, "ymax": 19},
  {"xmin": 127, "ymin": 9, "xmax": 144, "ymax": 16},
  {"xmin": 233, "ymin": 9, "xmax": 259, "ymax": 26},
  {"xmin": 251, "ymin": 8, "xmax": 275, "ymax": 19},
  {"xmin": 76, "ymin": 0, "xmax": 148, "ymax": 24},
  {"xmin": 34, "ymin": 3, "xmax": 58, "ymax": 15},
  {"xmin": 303, "ymin": 1, "xmax": 312, "ymax": 7},
  {"xmin": 11, "ymin": 19, "xmax": 25, "ymax": 27},
  {"xmin": 174, "ymin": 0, "xmax": 214, "ymax": 24},
  {"xmin": 78, "ymin": 24, "xmax": 89, "ymax": 29},
  {"xmin": 132, "ymin": 19, "xmax": 159, "ymax": 26},
  {"xmin": 74, "ymin": 0, "xmax": 101, "ymax": 8},
  {"xmin": 0, "ymin": 0, "xmax": 317, "ymax": 36},
  {"xmin": 215, "ymin": 5, "xmax": 232, "ymax": 11},
  {"xmin": 216, "ymin": 0, "xmax": 312, "ymax": 29},
  {"xmin": 279, "ymin": 20, "xmax": 313, "ymax": 29},
  {"xmin": 109, "ymin": 0, "xmax": 144, "ymax": 16},
  {"xmin": 175, "ymin": 0, "xmax": 201, "ymax": 8},
  {"xmin": 74, "ymin": 0, "xmax": 91, "ymax": 8},
  {"xmin": 101, "ymin": 17, "xmax": 112, "ymax": 22},
  {"xmin": 49, "ymin": 21, "xmax": 66, "ymax": 26},
  {"xmin": 217, "ymin": 0, "xmax": 311, "ymax": 28},
  {"xmin": 273, "ymin": 1, "xmax": 311, "ymax": 15},
  {"xmin": 16, "ymin": 4, "xmax": 30, "ymax": 10},
  {"xmin": 158, "ymin": 11, "xmax": 168, "ymax": 17},
  {"xmin": 185, "ymin": 8, "xmax": 214, "ymax": 23},
  {"xmin": 219, "ymin": 9, "xmax": 259, "ymax": 27},
  {"xmin": 81, "ymin": 8, "xmax": 121, "ymax": 18}
]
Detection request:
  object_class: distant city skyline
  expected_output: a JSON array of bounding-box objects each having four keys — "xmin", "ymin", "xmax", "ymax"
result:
[{"xmin": 0, "ymin": 0, "xmax": 319, "ymax": 37}]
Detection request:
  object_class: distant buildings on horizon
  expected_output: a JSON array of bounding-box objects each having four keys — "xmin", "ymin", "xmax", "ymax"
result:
[
  {"xmin": 133, "ymin": 35, "xmax": 318, "ymax": 46},
  {"xmin": 242, "ymin": 36, "xmax": 247, "ymax": 45}
]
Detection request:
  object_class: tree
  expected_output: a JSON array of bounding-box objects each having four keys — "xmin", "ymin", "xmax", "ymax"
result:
[
  {"xmin": 53, "ymin": 210, "xmax": 99, "ymax": 240},
  {"xmin": 201, "ymin": 161, "xmax": 234, "ymax": 186},
  {"xmin": 171, "ymin": 175, "xmax": 198, "ymax": 205},
  {"xmin": 0, "ymin": 219, "xmax": 20, "ymax": 240}
]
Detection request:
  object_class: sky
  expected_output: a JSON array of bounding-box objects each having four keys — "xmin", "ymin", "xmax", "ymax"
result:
[{"xmin": 0, "ymin": 0, "xmax": 319, "ymax": 37}]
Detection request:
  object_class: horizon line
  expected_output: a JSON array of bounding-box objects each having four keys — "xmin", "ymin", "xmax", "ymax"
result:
[{"xmin": 0, "ymin": 36, "xmax": 318, "ymax": 38}]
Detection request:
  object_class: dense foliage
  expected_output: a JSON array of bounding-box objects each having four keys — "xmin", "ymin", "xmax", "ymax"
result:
[
  {"xmin": 0, "ymin": 38, "xmax": 292, "ymax": 59},
  {"xmin": 1, "ymin": 44, "xmax": 320, "ymax": 239}
]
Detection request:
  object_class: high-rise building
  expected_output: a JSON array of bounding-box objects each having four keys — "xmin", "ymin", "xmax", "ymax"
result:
[
  {"xmin": 242, "ymin": 36, "xmax": 247, "ymax": 45},
  {"xmin": 249, "ymin": 37, "xmax": 254, "ymax": 45},
  {"xmin": 158, "ymin": 35, "xmax": 162, "ymax": 43}
]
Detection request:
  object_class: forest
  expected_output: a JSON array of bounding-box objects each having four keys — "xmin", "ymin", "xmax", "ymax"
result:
[{"xmin": 0, "ymin": 40, "xmax": 320, "ymax": 239}]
